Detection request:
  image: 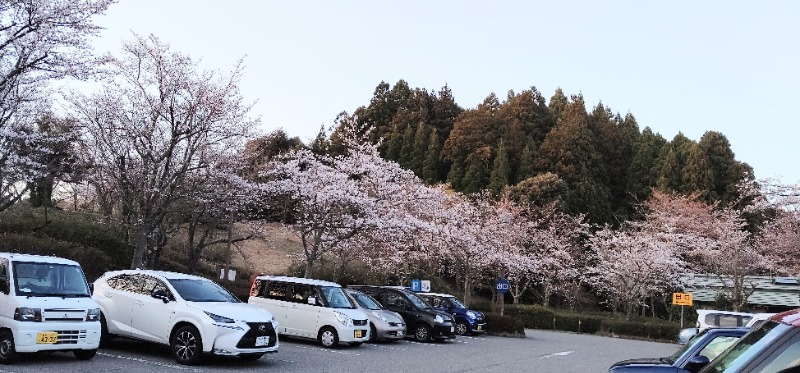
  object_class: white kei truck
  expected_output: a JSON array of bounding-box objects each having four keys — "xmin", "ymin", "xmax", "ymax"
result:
[{"xmin": 0, "ymin": 253, "xmax": 101, "ymax": 363}]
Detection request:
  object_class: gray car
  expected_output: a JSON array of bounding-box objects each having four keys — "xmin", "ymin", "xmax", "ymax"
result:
[{"xmin": 344, "ymin": 289, "xmax": 406, "ymax": 342}]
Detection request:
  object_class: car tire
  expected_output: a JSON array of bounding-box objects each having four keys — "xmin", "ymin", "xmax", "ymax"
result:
[
  {"xmin": 413, "ymin": 324, "xmax": 431, "ymax": 343},
  {"xmin": 318, "ymin": 327, "xmax": 339, "ymax": 348},
  {"xmin": 239, "ymin": 353, "xmax": 265, "ymax": 361},
  {"xmin": 369, "ymin": 324, "xmax": 377, "ymax": 342},
  {"xmin": 455, "ymin": 321, "xmax": 469, "ymax": 336},
  {"xmin": 0, "ymin": 330, "xmax": 17, "ymax": 364},
  {"xmin": 171, "ymin": 325, "xmax": 204, "ymax": 365},
  {"xmin": 73, "ymin": 349, "xmax": 97, "ymax": 360},
  {"xmin": 99, "ymin": 313, "xmax": 113, "ymax": 347}
]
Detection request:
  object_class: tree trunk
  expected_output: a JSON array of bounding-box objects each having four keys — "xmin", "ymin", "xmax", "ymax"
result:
[
  {"xmin": 304, "ymin": 260, "xmax": 315, "ymax": 278},
  {"xmin": 131, "ymin": 222, "xmax": 150, "ymax": 269}
]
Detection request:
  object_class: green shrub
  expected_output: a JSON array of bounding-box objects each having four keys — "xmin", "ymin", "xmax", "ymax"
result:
[
  {"xmin": 484, "ymin": 313, "xmax": 525, "ymax": 337},
  {"xmin": 601, "ymin": 318, "xmax": 682, "ymax": 341}
]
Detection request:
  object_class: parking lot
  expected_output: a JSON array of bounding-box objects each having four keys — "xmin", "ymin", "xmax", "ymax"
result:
[{"xmin": 0, "ymin": 330, "xmax": 676, "ymax": 373}]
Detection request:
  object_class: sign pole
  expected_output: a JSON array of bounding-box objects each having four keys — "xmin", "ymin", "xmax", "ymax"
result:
[{"xmin": 680, "ymin": 306, "xmax": 684, "ymax": 329}]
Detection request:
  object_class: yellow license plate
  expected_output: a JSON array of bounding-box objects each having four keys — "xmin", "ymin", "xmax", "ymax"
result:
[
  {"xmin": 354, "ymin": 330, "xmax": 363, "ymax": 338},
  {"xmin": 36, "ymin": 332, "xmax": 58, "ymax": 344},
  {"xmin": 477, "ymin": 325, "xmax": 482, "ymax": 331}
]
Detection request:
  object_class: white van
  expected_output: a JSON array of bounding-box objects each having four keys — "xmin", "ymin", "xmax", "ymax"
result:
[
  {"xmin": 248, "ymin": 276, "xmax": 370, "ymax": 347},
  {"xmin": 0, "ymin": 253, "xmax": 101, "ymax": 363},
  {"xmin": 695, "ymin": 309, "xmax": 754, "ymax": 331}
]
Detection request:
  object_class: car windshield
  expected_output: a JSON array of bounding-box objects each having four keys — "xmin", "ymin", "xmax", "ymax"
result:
[
  {"xmin": 12, "ymin": 262, "xmax": 90, "ymax": 298},
  {"xmin": 701, "ymin": 321, "xmax": 785, "ymax": 373},
  {"xmin": 669, "ymin": 329, "xmax": 709, "ymax": 362},
  {"xmin": 348, "ymin": 290, "xmax": 382, "ymax": 310},
  {"xmin": 168, "ymin": 278, "xmax": 240, "ymax": 303},
  {"xmin": 448, "ymin": 296, "xmax": 467, "ymax": 309},
  {"xmin": 405, "ymin": 291, "xmax": 432, "ymax": 310},
  {"xmin": 321, "ymin": 286, "xmax": 354, "ymax": 309}
]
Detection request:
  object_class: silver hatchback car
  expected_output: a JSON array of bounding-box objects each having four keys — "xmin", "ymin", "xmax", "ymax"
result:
[{"xmin": 344, "ymin": 289, "xmax": 405, "ymax": 342}]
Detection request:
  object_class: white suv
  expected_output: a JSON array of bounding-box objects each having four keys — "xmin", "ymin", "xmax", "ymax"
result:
[{"xmin": 93, "ymin": 270, "xmax": 279, "ymax": 365}]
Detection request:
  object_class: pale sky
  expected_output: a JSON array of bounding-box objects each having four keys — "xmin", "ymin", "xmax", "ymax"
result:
[{"xmin": 90, "ymin": 1, "xmax": 800, "ymax": 184}]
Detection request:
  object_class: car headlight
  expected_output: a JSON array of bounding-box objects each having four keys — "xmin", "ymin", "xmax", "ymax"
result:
[
  {"xmin": 467, "ymin": 311, "xmax": 477, "ymax": 319},
  {"xmin": 334, "ymin": 311, "xmax": 353, "ymax": 327},
  {"xmin": 434, "ymin": 315, "xmax": 444, "ymax": 324},
  {"xmin": 372, "ymin": 311, "xmax": 388, "ymax": 323},
  {"xmin": 14, "ymin": 307, "xmax": 42, "ymax": 322},
  {"xmin": 271, "ymin": 315, "xmax": 280, "ymax": 329},
  {"xmin": 85, "ymin": 308, "xmax": 101, "ymax": 322},
  {"xmin": 204, "ymin": 311, "xmax": 234, "ymax": 323}
]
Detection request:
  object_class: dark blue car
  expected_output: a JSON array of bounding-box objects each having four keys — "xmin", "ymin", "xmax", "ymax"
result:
[
  {"xmin": 418, "ymin": 292, "xmax": 486, "ymax": 335},
  {"xmin": 608, "ymin": 327, "xmax": 749, "ymax": 372}
]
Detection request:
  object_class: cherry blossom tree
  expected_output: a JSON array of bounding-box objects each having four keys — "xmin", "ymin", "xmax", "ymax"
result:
[
  {"xmin": 69, "ymin": 34, "xmax": 257, "ymax": 269},
  {"xmin": 758, "ymin": 180, "xmax": 800, "ymax": 276},
  {"xmin": 259, "ymin": 148, "xmax": 375, "ymax": 278},
  {"xmin": 0, "ymin": 0, "xmax": 115, "ymax": 211},
  {"xmin": 587, "ymin": 227, "xmax": 685, "ymax": 319}
]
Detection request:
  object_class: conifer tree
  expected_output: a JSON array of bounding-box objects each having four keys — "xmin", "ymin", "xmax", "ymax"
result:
[
  {"xmin": 488, "ymin": 141, "xmax": 511, "ymax": 196},
  {"xmin": 627, "ymin": 127, "xmax": 667, "ymax": 206},
  {"xmin": 398, "ymin": 122, "xmax": 415, "ymax": 168},
  {"xmin": 411, "ymin": 123, "xmax": 430, "ymax": 175},
  {"xmin": 516, "ymin": 142, "xmax": 536, "ymax": 183},
  {"xmin": 682, "ymin": 143, "xmax": 715, "ymax": 201},
  {"xmin": 462, "ymin": 153, "xmax": 489, "ymax": 194},
  {"xmin": 421, "ymin": 131, "xmax": 441, "ymax": 184},
  {"xmin": 447, "ymin": 161, "xmax": 465, "ymax": 190}
]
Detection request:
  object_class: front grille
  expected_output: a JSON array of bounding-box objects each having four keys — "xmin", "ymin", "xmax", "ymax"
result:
[
  {"xmin": 53, "ymin": 330, "xmax": 87, "ymax": 345},
  {"xmin": 43, "ymin": 309, "xmax": 86, "ymax": 322},
  {"xmin": 353, "ymin": 319, "xmax": 368, "ymax": 326},
  {"xmin": 236, "ymin": 322, "xmax": 277, "ymax": 348}
]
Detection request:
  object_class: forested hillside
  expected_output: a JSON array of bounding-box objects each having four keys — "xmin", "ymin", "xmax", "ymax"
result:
[{"xmin": 311, "ymin": 80, "xmax": 752, "ymax": 225}]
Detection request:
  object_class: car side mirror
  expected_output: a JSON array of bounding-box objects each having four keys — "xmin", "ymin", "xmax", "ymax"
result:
[
  {"xmin": 405, "ymin": 304, "xmax": 414, "ymax": 311},
  {"xmin": 151, "ymin": 288, "xmax": 170, "ymax": 303},
  {"xmin": 88, "ymin": 283, "xmax": 94, "ymax": 296},
  {"xmin": 684, "ymin": 355, "xmax": 710, "ymax": 373}
]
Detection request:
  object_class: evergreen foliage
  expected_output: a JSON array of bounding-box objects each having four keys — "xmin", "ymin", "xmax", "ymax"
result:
[{"xmin": 323, "ymin": 79, "xmax": 753, "ymax": 226}]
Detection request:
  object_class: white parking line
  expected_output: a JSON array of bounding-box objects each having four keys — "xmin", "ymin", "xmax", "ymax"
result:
[
  {"xmin": 97, "ymin": 352, "xmax": 202, "ymax": 371},
  {"xmin": 367, "ymin": 344, "xmax": 408, "ymax": 351},
  {"xmin": 539, "ymin": 350, "xmax": 574, "ymax": 359},
  {"xmin": 461, "ymin": 336, "xmax": 489, "ymax": 341},
  {"xmin": 296, "ymin": 345, "xmax": 360, "ymax": 355},
  {"xmin": 263, "ymin": 357, "xmax": 296, "ymax": 363},
  {"xmin": 405, "ymin": 341, "xmax": 446, "ymax": 347}
]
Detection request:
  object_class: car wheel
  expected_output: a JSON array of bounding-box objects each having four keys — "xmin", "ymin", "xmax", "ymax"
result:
[
  {"xmin": 239, "ymin": 353, "xmax": 265, "ymax": 361},
  {"xmin": 455, "ymin": 321, "xmax": 469, "ymax": 336},
  {"xmin": 318, "ymin": 327, "xmax": 339, "ymax": 348},
  {"xmin": 369, "ymin": 324, "xmax": 377, "ymax": 342},
  {"xmin": 414, "ymin": 324, "xmax": 431, "ymax": 342},
  {"xmin": 73, "ymin": 349, "xmax": 97, "ymax": 360},
  {"xmin": 171, "ymin": 325, "xmax": 204, "ymax": 365},
  {"xmin": 99, "ymin": 313, "xmax": 113, "ymax": 347},
  {"xmin": 0, "ymin": 331, "xmax": 17, "ymax": 364}
]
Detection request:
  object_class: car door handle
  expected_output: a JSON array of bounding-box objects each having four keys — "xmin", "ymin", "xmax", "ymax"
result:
[
  {"xmin": 134, "ymin": 300, "xmax": 143, "ymax": 306},
  {"xmin": 104, "ymin": 291, "xmax": 112, "ymax": 298}
]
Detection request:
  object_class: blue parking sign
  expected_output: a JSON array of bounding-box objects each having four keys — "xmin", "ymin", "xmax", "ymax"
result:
[{"xmin": 410, "ymin": 279, "xmax": 421, "ymax": 292}]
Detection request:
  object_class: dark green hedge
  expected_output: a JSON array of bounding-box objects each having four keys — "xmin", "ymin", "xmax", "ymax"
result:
[
  {"xmin": 602, "ymin": 319, "xmax": 682, "ymax": 341},
  {"xmin": 503, "ymin": 303, "xmax": 678, "ymax": 341},
  {"xmin": 484, "ymin": 313, "xmax": 525, "ymax": 337}
]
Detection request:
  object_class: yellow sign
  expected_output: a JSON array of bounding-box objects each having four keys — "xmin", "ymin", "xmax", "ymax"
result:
[{"xmin": 672, "ymin": 292, "xmax": 693, "ymax": 306}]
